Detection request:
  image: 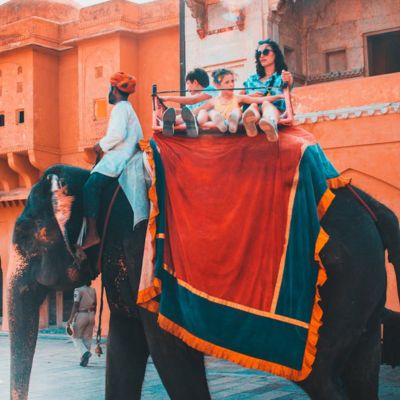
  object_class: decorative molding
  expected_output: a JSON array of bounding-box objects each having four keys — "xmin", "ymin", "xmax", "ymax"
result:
[
  {"xmin": 306, "ymin": 68, "xmax": 364, "ymax": 85},
  {"xmin": 0, "ymin": 187, "xmax": 29, "ymax": 205},
  {"xmin": 0, "ymin": 2, "xmax": 179, "ymax": 53},
  {"xmin": 185, "ymin": 0, "xmax": 245, "ymax": 39},
  {"xmin": 294, "ymin": 102, "xmax": 400, "ymax": 125},
  {"xmin": 0, "ymin": 199, "xmax": 26, "ymax": 207},
  {"xmin": 236, "ymin": 8, "xmax": 245, "ymax": 31},
  {"xmin": 185, "ymin": 0, "xmax": 207, "ymax": 39}
]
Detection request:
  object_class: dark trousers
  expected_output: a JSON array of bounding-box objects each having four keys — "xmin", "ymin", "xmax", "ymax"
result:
[{"xmin": 83, "ymin": 172, "xmax": 115, "ymax": 218}]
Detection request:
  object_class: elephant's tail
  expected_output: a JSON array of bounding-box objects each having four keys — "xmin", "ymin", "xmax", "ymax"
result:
[{"xmin": 352, "ymin": 186, "xmax": 400, "ymax": 303}]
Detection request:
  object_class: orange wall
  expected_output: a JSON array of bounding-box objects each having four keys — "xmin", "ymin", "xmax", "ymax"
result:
[
  {"xmin": 77, "ymin": 35, "xmax": 121, "ymax": 151},
  {"xmin": 0, "ymin": 48, "xmax": 34, "ymax": 153},
  {"xmin": 137, "ymin": 26, "xmax": 180, "ymax": 137},
  {"xmin": 59, "ymin": 48, "xmax": 80, "ymax": 166},
  {"xmin": 0, "ymin": 204, "xmax": 24, "ymax": 330},
  {"xmin": 33, "ymin": 49, "xmax": 60, "ymax": 152}
]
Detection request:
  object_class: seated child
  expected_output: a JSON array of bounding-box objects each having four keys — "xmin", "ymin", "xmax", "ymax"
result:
[
  {"xmin": 159, "ymin": 68, "xmax": 217, "ymax": 137},
  {"xmin": 196, "ymin": 68, "xmax": 284, "ymax": 139}
]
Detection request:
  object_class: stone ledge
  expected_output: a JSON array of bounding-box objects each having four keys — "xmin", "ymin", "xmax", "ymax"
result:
[{"xmin": 294, "ymin": 102, "xmax": 400, "ymax": 125}]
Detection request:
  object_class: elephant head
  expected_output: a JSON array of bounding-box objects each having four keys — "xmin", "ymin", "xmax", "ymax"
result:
[{"xmin": 8, "ymin": 165, "xmax": 97, "ymax": 400}]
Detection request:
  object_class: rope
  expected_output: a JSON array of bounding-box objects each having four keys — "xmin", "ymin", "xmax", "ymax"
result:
[
  {"xmin": 347, "ymin": 184, "xmax": 378, "ymax": 222},
  {"xmin": 154, "ymin": 84, "xmax": 288, "ymax": 95},
  {"xmin": 96, "ymin": 185, "xmax": 121, "ymax": 273},
  {"xmin": 94, "ymin": 184, "xmax": 121, "ymax": 355},
  {"xmin": 95, "ymin": 278, "xmax": 104, "ymax": 355}
]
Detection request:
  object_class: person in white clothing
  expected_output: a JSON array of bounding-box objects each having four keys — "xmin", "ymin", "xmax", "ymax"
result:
[{"xmin": 81, "ymin": 72, "xmax": 143, "ymax": 249}]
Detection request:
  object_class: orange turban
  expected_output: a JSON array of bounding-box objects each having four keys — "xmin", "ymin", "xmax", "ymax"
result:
[{"xmin": 110, "ymin": 72, "xmax": 136, "ymax": 94}]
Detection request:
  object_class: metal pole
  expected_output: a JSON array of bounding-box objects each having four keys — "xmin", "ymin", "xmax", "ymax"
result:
[{"xmin": 179, "ymin": 0, "xmax": 186, "ymax": 95}]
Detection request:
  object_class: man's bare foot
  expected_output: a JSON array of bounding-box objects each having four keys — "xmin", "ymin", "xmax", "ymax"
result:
[
  {"xmin": 81, "ymin": 235, "xmax": 101, "ymax": 250},
  {"xmin": 74, "ymin": 246, "xmax": 88, "ymax": 262}
]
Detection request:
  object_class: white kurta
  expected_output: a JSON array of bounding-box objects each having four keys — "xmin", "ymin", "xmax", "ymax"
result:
[{"xmin": 91, "ymin": 100, "xmax": 143, "ymax": 177}]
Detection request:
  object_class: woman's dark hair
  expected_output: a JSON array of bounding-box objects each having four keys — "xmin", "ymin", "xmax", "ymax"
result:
[
  {"xmin": 211, "ymin": 68, "xmax": 234, "ymax": 85},
  {"xmin": 255, "ymin": 39, "xmax": 288, "ymax": 78},
  {"xmin": 186, "ymin": 68, "xmax": 210, "ymax": 88}
]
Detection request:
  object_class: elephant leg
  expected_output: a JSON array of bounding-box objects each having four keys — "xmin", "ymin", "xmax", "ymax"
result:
[
  {"xmin": 298, "ymin": 374, "xmax": 348, "ymax": 400},
  {"xmin": 9, "ymin": 273, "xmax": 48, "ymax": 400},
  {"xmin": 139, "ymin": 308, "xmax": 211, "ymax": 400},
  {"xmin": 106, "ymin": 312, "xmax": 149, "ymax": 400},
  {"xmin": 342, "ymin": 315, "xmax": 381, "ymax": 400}
]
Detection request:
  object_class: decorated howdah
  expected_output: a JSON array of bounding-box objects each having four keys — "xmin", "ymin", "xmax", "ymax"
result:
[{"xmin": 137, "ymin": 127, "xmax": 348, "ymax": 381}]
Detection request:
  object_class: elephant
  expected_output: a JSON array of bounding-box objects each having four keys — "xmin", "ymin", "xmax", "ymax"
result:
[
  {"xmin": 8, "ymin": 164, "xmax": 211, "ymax": 400},
  {"xmin": 7, "ymin": 163, "xmax": 400, "ymax": 400}
]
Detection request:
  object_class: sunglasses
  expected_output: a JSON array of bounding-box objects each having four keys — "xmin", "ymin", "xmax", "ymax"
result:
[{"xmin": 256, "ymin": 48, "xmax": 272, "ymax": 57}]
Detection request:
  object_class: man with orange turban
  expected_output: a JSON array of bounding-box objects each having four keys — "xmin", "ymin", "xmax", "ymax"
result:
[{"xmin": 81, "ymin": 72, "xmax": 142, "ymax": 250}]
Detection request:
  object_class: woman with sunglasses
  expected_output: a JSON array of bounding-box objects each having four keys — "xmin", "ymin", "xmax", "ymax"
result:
[{"xmin": 242, "ymin": 39, "xmax": 293, "ymax": 141}]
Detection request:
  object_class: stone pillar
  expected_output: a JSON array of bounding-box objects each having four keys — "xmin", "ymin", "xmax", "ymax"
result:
[
  {"xmin": 39, "ymin": 296, "xmax": 49, "ymax": 329},
  {"xmin": 56, "ymin": 291, "xmax": 63, "ymax": 326}
]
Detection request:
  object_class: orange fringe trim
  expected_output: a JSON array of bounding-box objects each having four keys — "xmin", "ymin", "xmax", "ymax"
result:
[
  {"xmin": 299, "ymin": 176, "xmax": 348, "ymax": 379},
  {"xmin": 328, "ymin": 176, "xmax": 351, "ymax": 189},
  {"xmin": 137, "ymin": 278, "xmax": 162, "ymax": 304},
  {"xmin": 158, "ymin": 314, "xmax": 313, "ymax": 381},
  {"xmin": 137, "ymin": 139, "xmax": 162, "ymax": 312}
]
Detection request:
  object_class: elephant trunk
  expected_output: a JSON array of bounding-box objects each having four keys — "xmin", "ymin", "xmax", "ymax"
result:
[{"xmin": 8, "ymin": 271, "xmax": 48, "ymax": 400}]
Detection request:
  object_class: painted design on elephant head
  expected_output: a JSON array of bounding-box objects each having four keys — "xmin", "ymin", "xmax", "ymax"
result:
[
  {"xmin": 49, "ymin": 174, "xmax": 75, "ymax": 238},
  {"xmin": 48, "ymin": 173, "xmax": 80, "ymax": 264},
  {"xmin": 35, "ymin": 227, "xmax": 48, "ymax": 243}
]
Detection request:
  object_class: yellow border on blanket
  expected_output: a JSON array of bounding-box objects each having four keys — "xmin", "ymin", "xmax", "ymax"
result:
[
  {"xmin": 270, "ymin": 143, "xmax": 308, "ymax": 313},
  {"xmin": 156, "ymin": 177, "xmax": 349, "ymax": 382},
  {"xmin": 137, "ymin": 139, "xmax": 162, "ymax": 313},
  {"xmin": 166, "ymin": 269, "xmax": 309, "ymax": 329}
]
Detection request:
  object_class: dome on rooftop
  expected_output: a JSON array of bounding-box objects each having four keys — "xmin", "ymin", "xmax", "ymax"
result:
[{"xmin": 0, "ymin": 0, "xmax": 80, "ymax": 24}]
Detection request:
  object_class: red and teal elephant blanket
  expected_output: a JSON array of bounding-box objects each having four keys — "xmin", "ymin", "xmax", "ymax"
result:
[{"xmin": 138, "ymin": 127, "xmax": 348, "ymax": 381}]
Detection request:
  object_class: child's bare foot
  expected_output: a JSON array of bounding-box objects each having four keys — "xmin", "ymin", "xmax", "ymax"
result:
[
  {"xmin": 242, "ymin": 108, "xmax": 258, "ymax": 137},
  {"xmin": 259, "ymin": 118, "xmax": 278, "ymax": 142}
]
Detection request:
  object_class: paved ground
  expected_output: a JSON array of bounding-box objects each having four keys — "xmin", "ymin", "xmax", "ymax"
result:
[{"xmin": 0, "ymin": 334, "xmax": 399, "ymax": 399}]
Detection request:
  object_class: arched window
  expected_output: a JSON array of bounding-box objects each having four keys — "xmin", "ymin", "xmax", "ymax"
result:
[{"xmin": 17, "ymin": 66, "xmax": 23, "ymax": 75}]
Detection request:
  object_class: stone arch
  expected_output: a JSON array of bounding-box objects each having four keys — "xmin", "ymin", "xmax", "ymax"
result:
[{"xmin": 339, "ymin": 167, "xmax": 400, "ymax": 204}]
